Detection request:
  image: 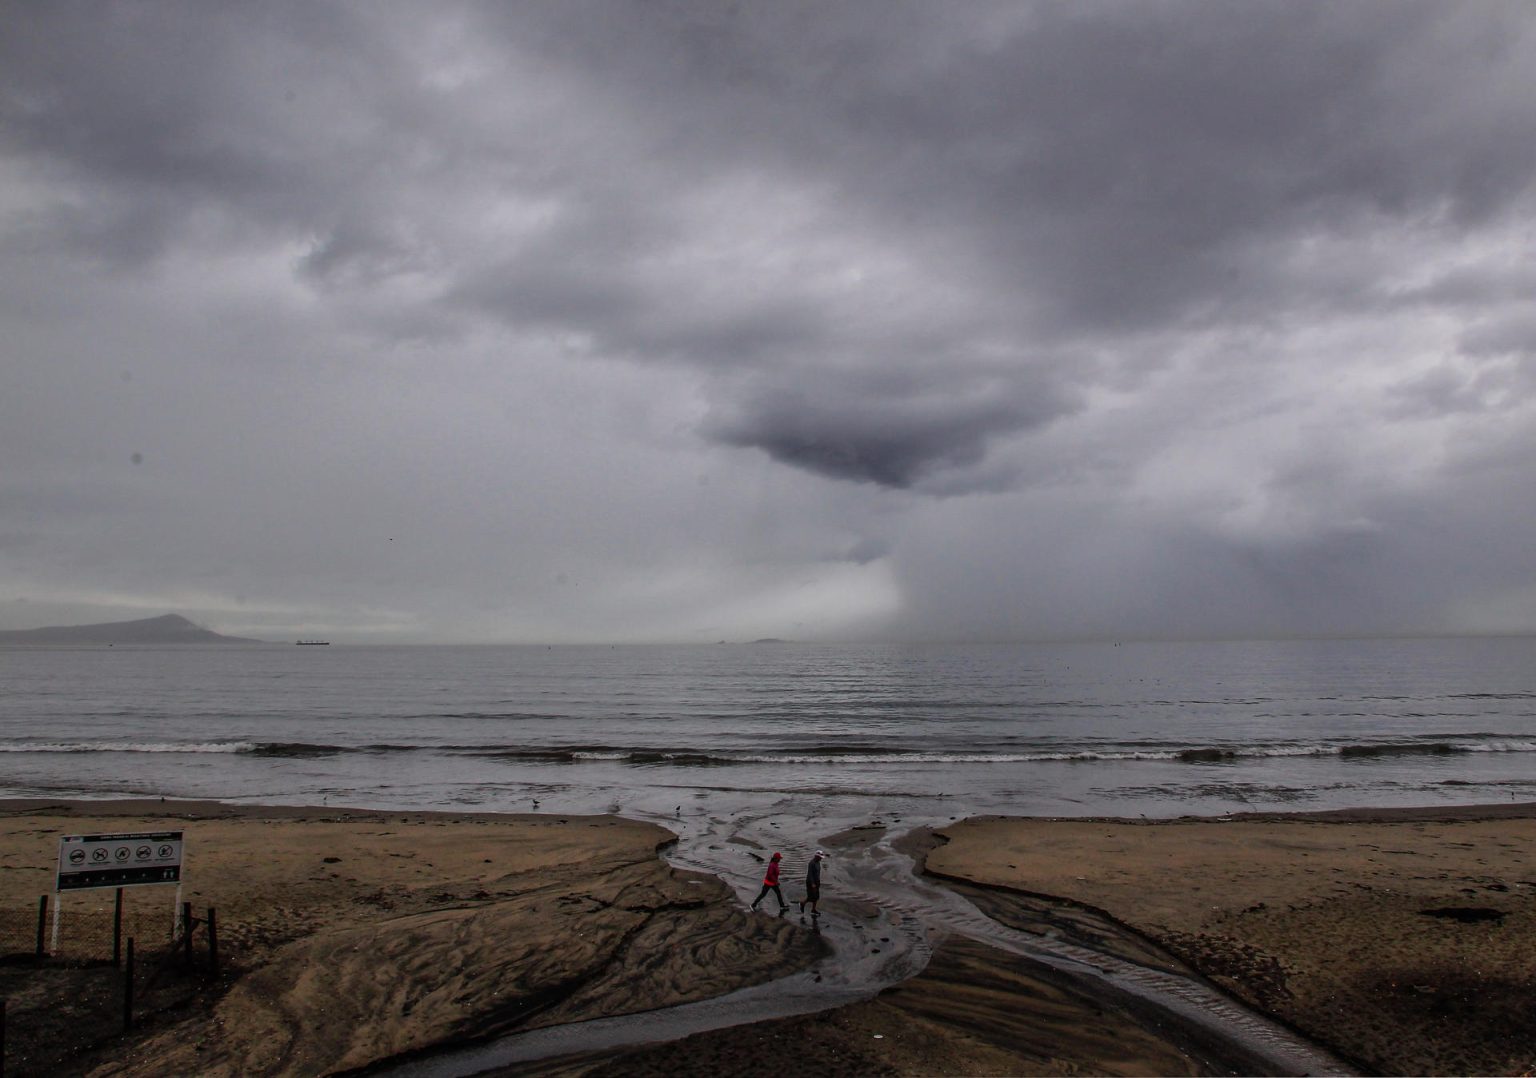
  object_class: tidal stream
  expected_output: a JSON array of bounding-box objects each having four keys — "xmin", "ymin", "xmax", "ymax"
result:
[{"xmin": 386, "ymin": 790, "xmax": 1354, "ymax": 1077}]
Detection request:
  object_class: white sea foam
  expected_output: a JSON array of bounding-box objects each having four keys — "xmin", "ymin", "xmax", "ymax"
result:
[{"xmin": 0, "ymin": 741, "xmax": 255, "ymax": 754}]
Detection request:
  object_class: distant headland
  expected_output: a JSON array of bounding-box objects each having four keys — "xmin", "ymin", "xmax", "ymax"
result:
[{"xmin": 0, "ymin": 613, "xmax": 265, "ymax": 645}]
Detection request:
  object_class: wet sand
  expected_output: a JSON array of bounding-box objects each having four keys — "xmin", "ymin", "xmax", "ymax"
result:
[
  {"xmin": 536, "ymin": 932, "xmax": 1276, "ymax": 1078},
  {"xmin": 922, "ymin": 804, "xmax": 1536, "ymax": 1076},
  {"xmin": 0, "ymin": 800, "xmax": 822, "ymax": 1077}
]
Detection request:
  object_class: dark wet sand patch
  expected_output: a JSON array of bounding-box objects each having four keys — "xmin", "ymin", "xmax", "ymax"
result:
[{"xmin": 534, "ymin": 935, "xmax": 1264, "ymax": 1078}]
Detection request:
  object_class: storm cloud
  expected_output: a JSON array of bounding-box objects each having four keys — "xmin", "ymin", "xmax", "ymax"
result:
[
  {"xmin": 704, "ymin": 360, "xmax": 1079, "ymax": 490},
  {"xmin": 2, "ymin": 2, "xmax": 1534, "ymax": 641}
]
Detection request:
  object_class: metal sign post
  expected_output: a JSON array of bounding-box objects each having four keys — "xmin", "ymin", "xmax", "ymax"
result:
[{"xmin": 53, "ymin": 832, "xmax": 185, "ymax": 954}]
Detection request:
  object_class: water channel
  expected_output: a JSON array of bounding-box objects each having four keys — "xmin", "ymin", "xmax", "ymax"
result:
[{"xmin": 385, "ymin": 787, "xmax": 1355, "ymax": 1077}]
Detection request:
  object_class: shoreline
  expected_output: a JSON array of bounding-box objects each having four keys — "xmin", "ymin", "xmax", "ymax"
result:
[
  {"xmin": 3, "ymin": 798, "xmax": 1533, "ymax": 1075},
  {"xmin": 7, "ymin": 792, "xmax": 1536, "ymax": 820}
]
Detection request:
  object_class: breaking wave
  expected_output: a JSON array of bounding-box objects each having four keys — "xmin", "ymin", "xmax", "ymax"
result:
[
  {"xmin": 0, "ymin": 740, "xmax": 346, "ymax": 757},
  {"xmin": 0, "ymin": 741, "xmax": 259, "ymax": 754},
  {"xmin": 462, "ymin": 739, "xmax": 1536, "ymax": 766}
]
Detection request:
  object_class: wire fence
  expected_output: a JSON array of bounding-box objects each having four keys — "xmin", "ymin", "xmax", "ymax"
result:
[
  {"xmin": 0, "ymin": 896, "xmax": 177, "ymax": 963},
  {"xmin": 1, "ymin": 895, "xmax": 220, "ymax": 1076}
]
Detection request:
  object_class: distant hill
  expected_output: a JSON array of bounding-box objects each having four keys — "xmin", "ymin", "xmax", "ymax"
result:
[{"xmin": 0, "ymin": 614, "xmax": 265, "ymax": 645}]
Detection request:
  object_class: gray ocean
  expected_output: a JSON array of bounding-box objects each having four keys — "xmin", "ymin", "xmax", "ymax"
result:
[{"xmin": 2, "ymin": 637, "xmax": 1533, "ymax": 822}]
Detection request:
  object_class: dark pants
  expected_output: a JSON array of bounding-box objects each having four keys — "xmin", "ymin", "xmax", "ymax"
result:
[{"xmin": 752, "ymin": 883, "xmax": 785, "ymax": 909}]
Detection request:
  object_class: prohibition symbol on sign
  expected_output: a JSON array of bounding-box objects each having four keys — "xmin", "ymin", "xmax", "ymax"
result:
[{"xmin": 58, "ymin": 830, "xmax": 184, "ymax": 892}]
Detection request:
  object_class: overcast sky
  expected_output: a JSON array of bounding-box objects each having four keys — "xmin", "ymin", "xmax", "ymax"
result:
[{"xmin": 3, "ymin": 2, "xmax": 1535, "ymax": 643}]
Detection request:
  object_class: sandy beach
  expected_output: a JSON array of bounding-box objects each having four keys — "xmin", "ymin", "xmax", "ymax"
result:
[
  {"xmin": 3, "ymin": 800, "xmax": 1534, "ymax": 1076},
  {"xmin": 0, "ymin": 800, "xmax": 822, "ymax": 1077}
]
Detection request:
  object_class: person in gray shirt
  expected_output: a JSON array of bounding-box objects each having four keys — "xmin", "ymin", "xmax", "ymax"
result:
[{"xmin": 798, "ymin": 850, "xmax": 825, "ymax": 917}]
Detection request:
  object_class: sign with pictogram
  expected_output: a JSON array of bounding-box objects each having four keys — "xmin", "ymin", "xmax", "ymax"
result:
[{"xmin": 57, "ymin": 831, "xmax": 183, "ymax": 891}]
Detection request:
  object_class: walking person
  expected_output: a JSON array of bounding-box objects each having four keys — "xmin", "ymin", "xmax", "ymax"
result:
[
  {"xmin": 750, "ymin": 851, "xmax": 788, "ymax": 912},
  {"xmin": 799, "ymin": 850, "xmax": 825, "ymax": 917}
]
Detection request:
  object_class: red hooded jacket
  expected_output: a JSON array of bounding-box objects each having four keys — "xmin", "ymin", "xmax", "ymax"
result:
[{"xmin": 763, "ymin": 854, "xmax": 782, "ymax": 886}]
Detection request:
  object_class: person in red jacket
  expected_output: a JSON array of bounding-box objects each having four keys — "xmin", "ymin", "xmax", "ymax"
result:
[{"xmin": 750, "ymin": 851, "xmax": 788, "ymax": 912}]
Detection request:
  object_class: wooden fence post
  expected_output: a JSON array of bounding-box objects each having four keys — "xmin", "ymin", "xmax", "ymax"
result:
[
  {"xmin": 206, "ymin": 908, "xmax": 218, "ymax": 976},
  {"xmin": 112, "ymin": 888, "xmax": 124, "ymax": 967},
  {"xmin": 34, "ymin": 896, "xmax": 47, "ymax": 960},
  {"xmin": 122, "ymin": 938, "xmax": 135, "ymax": 1032},
  {"xmin": 182, "ymin": 902, "xmax": 194, "ymax": 966}
]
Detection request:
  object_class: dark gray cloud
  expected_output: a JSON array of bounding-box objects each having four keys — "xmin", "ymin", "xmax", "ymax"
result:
[
  {"xmin": 483, "ymin": 3, "xmax": 1536, "ymax": 330},
  {"xmin": 2, "ymin": 1, "xmax": 1534, "ymax": 640},
  {"xmin": 705, "ymin": 365, "xmax": 1076, "ymax": 490},
  {"xmin": 3, "ymin": 5, "xmax": 382, "ymax": 251}
]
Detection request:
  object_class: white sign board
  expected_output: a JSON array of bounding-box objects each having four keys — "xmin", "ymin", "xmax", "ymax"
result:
[{"xmin": 57, "ymin": 831, "xmax": 183, "ymax": 891}]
